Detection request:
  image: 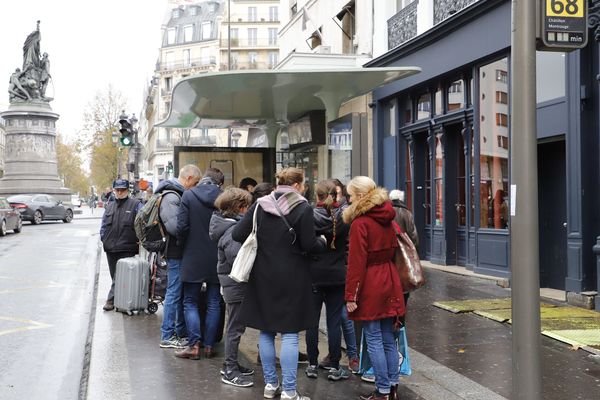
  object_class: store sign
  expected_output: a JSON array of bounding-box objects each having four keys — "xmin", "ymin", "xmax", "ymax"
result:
[{"xmin": 541, "ymin": 0, "xmax": 588, "ymax": 50}]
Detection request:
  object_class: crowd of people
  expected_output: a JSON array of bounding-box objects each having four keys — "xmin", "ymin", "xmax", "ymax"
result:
[{"xmin": 100, "ymin": 165, "xmax": 417, "ymax": 400}]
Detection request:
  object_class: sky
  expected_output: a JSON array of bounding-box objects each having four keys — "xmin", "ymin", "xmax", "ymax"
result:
[{"xmin": 0, "ymin": 0, "xmax": 172, "ymax": 141}]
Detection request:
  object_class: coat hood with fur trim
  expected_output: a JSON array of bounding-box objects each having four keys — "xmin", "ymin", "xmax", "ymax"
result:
[{"xmin": 343, "ymin": 187, "xmax": 395, "ymax": 225}]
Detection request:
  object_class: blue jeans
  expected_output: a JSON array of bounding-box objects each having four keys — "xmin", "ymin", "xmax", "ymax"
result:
[
  {"xmin": 362, "ymin": 318, "xmax": 400, "ymax": 395},
  {"xmin": 183, "ymin": 282, "xmax": 221, "ymax": 347},
  {"xmin": 160, "ymin": 259, "xmax": 186, "ymax": 341},
  {"xmin": 259, "ymin": 331, "xmax": 299, "ymax": 393},
  {"xmin": 305, "ymin": 285, "xmax": 344, "ymax": 367},
  {"xmin": 341, "ymin": 306, "xmax": 358, "ymax": 359}
]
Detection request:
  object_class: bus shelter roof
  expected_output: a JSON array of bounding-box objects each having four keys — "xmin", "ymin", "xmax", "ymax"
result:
[{"xmin": 158, "ymin": 67, "xmax": 420, "ymax": 129}]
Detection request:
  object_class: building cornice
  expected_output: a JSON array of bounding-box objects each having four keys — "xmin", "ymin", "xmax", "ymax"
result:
[{"xmin": 366, "ymin": 0, "xmax": 506, "ymax": 67}]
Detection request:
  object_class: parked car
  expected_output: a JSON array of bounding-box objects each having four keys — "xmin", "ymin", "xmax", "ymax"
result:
[
  {"xmin": 0, "ymin": 197, "xmax": 22, "ymax": 235},
  {"xmin": 8, "ymin": 194, "xmax": 74, "ymax": 224},
  {"xmin": 71, "ymin": 195, "xmax": 83, "ymax": 208}
]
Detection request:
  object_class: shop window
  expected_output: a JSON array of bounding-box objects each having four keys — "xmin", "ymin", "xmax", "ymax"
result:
[
  {"xmin": 496, "ymin": 91, "xmax": 508, "ymax": 104},
  {"xmin": 469, "ymin": 130, "xmax": 475, "ymax": 228},
  {"xmin": 457, "ymin": 134, "xmax": 466, "ymax": 226},
  {"xmin": 417, "ymin": 93, "xmax": 430, "ymax": 120},
  {"xmin": 434, "ymin": 136, "xmax": 443, "ymax": 226},
  {"xmin": 448, "ymin": 80, "xmax": 465, "ymax": 111},
  {"xmin": 479, "ymin": 58, "xmax": 509, "ymax": 230},
  {"xmin": 536, "ymin": 51, "xmax": 565, "ymax": 103},
  {"xmin": 435, "ymin": 87, "xmax": 443, "ymax": 115},
  {"xmin": 405, "ymin": 141, "xmax": 413, "ymax": 211}
]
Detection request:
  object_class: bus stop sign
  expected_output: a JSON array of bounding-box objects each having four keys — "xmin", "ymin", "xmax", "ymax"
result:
[{"xmin": 541, "ymin": 0, "xmax": 588, "ymax": 50}]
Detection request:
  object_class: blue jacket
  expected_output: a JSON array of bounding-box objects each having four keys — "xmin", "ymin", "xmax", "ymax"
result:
[{"xmin": 176, "ymin": 179, "xmax": 222, "ymax": 283}]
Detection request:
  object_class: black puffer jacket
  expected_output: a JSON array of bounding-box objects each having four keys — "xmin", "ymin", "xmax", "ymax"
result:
[
  {"xmin": 100, "ymin": 197, "xmax": 141, "ymax": 253},
  {"xmin": 209, "ymin": 212, "xmax": 246, "ymax": 303},
  {"xmin": 309, "ymin": 204, "xmax": 350, "ymax": 287}
]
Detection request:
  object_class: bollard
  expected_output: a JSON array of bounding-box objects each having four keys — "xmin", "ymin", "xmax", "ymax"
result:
[{"xmin": 594, "ymin": 237, "xmax": 600, "ymax": 312}]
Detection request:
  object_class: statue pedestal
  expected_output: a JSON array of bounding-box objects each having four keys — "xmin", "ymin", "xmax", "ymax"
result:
[{"xmin": 0, "ymin": 102, "xmax": 71, "ymax": 201}]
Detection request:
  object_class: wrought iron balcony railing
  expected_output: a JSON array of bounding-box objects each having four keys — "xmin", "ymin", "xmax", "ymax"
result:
[
  {"xmin": 158, "ymin": 56, "xmax": 217, "ymax": 71},
  {"xmin": 388, "ymin": 1, "xmax": 418, "ymax": 50},
  {"xmin": 219, "ymin": 38, "xmax": 278, "ymax": 48},
  {"xmin": 434, "ymin": 0, "xmax": 479, "ymax": 25}
]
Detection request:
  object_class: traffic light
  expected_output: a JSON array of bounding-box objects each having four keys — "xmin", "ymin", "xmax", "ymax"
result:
[
  {"xmin": 118, "ymin": 112, "xmax": 133, "ymax": 147},
  {"xmin": 166, "ymin": 161, "xmax": 174, "ymax": 175}
]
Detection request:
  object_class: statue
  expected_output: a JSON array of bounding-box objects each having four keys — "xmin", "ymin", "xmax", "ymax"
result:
[{"xmin": 7, "ymin": 21, "xmax": 53, "ymax": 103}]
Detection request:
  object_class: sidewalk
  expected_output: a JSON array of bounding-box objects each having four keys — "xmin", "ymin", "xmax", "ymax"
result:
[{"xmin": 82, "ymin": 243, "xmax": 600, "ymax": 399}]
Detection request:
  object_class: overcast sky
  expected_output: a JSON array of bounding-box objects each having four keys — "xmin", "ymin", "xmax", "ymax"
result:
[{"xmin": 0, "ymin": 0, "xmax": 171, "ymax": 141}]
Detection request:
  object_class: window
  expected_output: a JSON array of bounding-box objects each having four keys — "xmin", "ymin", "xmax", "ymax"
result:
[
  {"xmin": 248, "ymin": 6, "xmax": 257, "ymax": 22},
  {"xmin": 248, "ymin": 51, "xmax": 258, "ymax": 68},
  {"xmin": 495, "ymin": 113, "xmax": 508, "ymax": 127},
  {"xmin": 268, "ymin": 52, "xmax": 278, "ymax": 68},
  {"xmin": 479, "ymin": 58, "xmax": 509, "ymax": 229},
  {"xmin": 165, "ymin": 51, "xmax": 174, "ymax": 69},
  {"xmin": 230, "ymin": 28, "xmax": 239, "ymax": 46},
  {"xmin": 469, "ymin": 129, "xmax": 475, "ymax": 227},
  {"xmin": 457, "ymin": 134, "xmax": 466, "ymax": 226},
  {"xmin": 268, "ymin": 28, "xmax": 278, "ymax": 45},
  {"xmin": 269, "ymin": 6, "xmax": 278, "ymax": 21},
  {"xmin": 496, "ymin": 91, "xmax": 508, "ymax": 104},
  {"xmin": 383, "ymin": 98, "xmax": 397, "ymax": 137},
  {"xmin": 172, "ymin": 9, "xmax": 180, "ymax": 19},
  {"xmin": 435, "ymin": 87, "xmax": 443, "ymax": 115},
  {"xmin": 248, "ymin": 28, "xmax": 258, "ymax": 46},
  {"xmin": 425, "ymin": 142, "xmax": 431, "ymax": 225},
  {"xmin": 201, "ymin": 47, "xmax": 211, "ymax": 65},
  {"xmin": 167, "ymin": 28, "xmax": 176, "ymax": 45},
  {"xmin": 183, "ymin": 25, "xmax": 193, "ymax": 42},
  {"xmin": 202, "ymin": 22, "xmax": 212, "ymax": 40},
  {"xmin": 495, "ymin": 69, "xmax": 507, "ymax": 83},
  {"xmin": 447, "ymin": 79, "xmax": 465, "ymax": 111},
  {"xmin": 183, "ymin": 49, "xmax": 190, "ymax": 67},
  {"xmin": 434, "ymin": 136, "xmax": 443, "ymax": 226},
  {"xmin": 403, "ymin": 97, "xmax": 413, "ymax": 125},
  {"xmin": 417, "ymin": 93, "xmax": 430, "ymax": 120},
  {"xmin": 190, "ymin": 6, "xmax": 197, "ymax": 16},
  {"xmin": 164, "ymin": 77, "xmax": 172, "ymax": 91}
]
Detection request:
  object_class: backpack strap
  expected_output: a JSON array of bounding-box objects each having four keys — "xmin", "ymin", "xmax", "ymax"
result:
[{"xmin": 270, "ymin": 195, "xmax": 297, "ymax": 245}]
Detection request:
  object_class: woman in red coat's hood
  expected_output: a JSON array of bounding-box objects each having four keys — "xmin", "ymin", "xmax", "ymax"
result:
[{"xmin": 343, "ymin": 176, "xmax": 404, "ymax": 400}]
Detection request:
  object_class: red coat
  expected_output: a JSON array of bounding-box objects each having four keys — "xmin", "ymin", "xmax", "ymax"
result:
[{"xmin": 343, "ymin": 190, "xmax": 405, "ymax": 321}]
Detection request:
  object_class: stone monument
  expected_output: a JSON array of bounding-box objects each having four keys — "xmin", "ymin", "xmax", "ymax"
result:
[{"xmin": 0, "ymin": 21, "xmax": 70, "ymax": 201}]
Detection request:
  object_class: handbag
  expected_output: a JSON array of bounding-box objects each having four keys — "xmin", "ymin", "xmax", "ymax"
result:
[
  {"xmin": 393, "ymin": 222, "xmax": 425, "ymax": 291},
  {"xmin": 229, "ymin": 205, "xmax": 259, "ymax": 283}
]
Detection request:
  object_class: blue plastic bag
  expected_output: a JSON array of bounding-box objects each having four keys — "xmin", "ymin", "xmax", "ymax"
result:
[{"xmin": 359, "ymin": 326, "xmax": 412, "ymax": 376}]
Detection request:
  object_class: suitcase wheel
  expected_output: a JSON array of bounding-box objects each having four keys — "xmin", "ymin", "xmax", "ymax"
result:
[
  {"xmin": 148, "ymin": 302, "xmax": 159, "ymax": 314},
  {"xmin": 127, "ymin": 310, "xmax": 133, "ymax": 316}
]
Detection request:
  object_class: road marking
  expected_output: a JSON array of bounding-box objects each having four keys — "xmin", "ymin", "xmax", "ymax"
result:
[{"xmin": 0, "ymin": 316, "xmax": 51, "ymax": 337}]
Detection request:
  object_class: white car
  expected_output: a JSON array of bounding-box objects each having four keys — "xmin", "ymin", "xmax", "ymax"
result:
[{"xmin": 70, "ymin": 195, "xmax": 83, "ymax": 208}]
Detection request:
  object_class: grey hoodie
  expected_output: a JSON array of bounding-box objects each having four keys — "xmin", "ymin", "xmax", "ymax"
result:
[{"xmin": 209, "ymin": 212, "xmax": 246, "ymax": 303}]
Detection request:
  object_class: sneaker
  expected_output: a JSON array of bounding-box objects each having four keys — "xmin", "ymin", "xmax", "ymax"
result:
[
  {"xmin": 348, "ymin": 357, "xmax": 360, "ymax": 374},
  {"xmin": 327, "ymin": 367, "xmax": 350, "ymax": 381},
  {"xmin": 281, "ymin": 391, "xmax": 311, "ymax": 400},
  {"xmin": 361, "ymin": 367, "xmax": 375, "ymax": 383},
  {"xmin": 220, "ymin": 364, "xmax": 255, "ymax": 376},
  {"xmin": 102, "ymin": 299, "xmax": 114, "ymax": 311},
  {"xmin": 221, "ymin": 371, "xmax": 253, "ymax": 388},
  {"xmin": 318, "ymin": 355, "xmax": 336, "ymax": 370},
  {"xmin": 159, "ymin": 336, "xmax": 185, "ymax": 349},
  {"xmin": 359, "ymin": 390, "xmax": 388, "ymax": 400},
  {"xmin": 305, "ymin": 364, "xmax": 318, "ymax": 378},
  {"xmin": 263, "ymin": 383, "xmax": 281, "ymax": 399}
]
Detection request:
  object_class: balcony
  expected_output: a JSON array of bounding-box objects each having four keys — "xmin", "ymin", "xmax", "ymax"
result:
[
  {"xmin": 219, "ymin": 38, "xmax": 277, "ymax": 48},
  {"xmin": 158, "ymin": 56, "xmax": 217, "ymax": 71},
  {"xmin": 388, "ymin": 1, "xmax": 418, "ymax": 50},
  {"xmin": 228, "ymin": 13, "xmax": 279, "ymax": 23},
  {"xmin": 434, "ymin": 0, "xmax": 479, "ymax": 25},
  {"xmin": 219, "ymin": 61, "xmax": 277, "ymax": 71}
]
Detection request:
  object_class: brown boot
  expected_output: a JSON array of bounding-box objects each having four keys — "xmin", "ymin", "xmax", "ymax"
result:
[
  {"xmin": 388, "ymin": 385, "xmax": 398, "ymax": 400},
  {"xmin": 359, "ymin": 390, "xmax": 388, "ymax": 400},
  {"xmin": 204, "ymin": 346, "xmax": 216, "ymax": 359},
  {"xmin": 175, "ymin": 342, "xmax": 201, "ymax": 360}
]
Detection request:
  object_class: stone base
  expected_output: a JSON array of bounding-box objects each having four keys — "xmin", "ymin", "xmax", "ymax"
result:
[{"xmin": 566, "ymin": 291, "xmax": 597, "ymax": 310}]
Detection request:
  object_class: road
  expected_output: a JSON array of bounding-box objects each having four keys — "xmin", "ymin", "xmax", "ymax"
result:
[{"xmin": 0, "ymin": 208, "xmax": 101, "ymax": 400}]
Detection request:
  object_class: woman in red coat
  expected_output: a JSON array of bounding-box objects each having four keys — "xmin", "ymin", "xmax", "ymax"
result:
[{"xmin": 343, "ymin": 176, "xmax": 405, "ymax": 400}]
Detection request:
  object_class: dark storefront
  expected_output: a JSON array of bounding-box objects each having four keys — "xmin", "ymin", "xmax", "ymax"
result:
[{"xmin": 367, "ymin": 0, "xmax": 599, "ymax": 303}]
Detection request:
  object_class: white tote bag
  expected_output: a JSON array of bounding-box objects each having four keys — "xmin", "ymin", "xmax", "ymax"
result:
[{"xmin": 229, "ymin": 205, "xmax": 259, "ymax": 283}]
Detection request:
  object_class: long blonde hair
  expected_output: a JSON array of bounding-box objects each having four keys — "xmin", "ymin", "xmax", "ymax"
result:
[{"xmin": 346, "ymin": 176, "xmax": 377, "ymax": 198}]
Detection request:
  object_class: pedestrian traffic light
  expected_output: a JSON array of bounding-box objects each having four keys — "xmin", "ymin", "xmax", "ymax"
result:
[{"xmin": 118, "ymin": 112, "xmax": 133, "ymax": 147}]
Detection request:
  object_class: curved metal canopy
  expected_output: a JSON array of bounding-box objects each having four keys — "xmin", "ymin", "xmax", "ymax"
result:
[{"xmin": 158, "ymin": 67, "xmax": 420, "ymax": 129}]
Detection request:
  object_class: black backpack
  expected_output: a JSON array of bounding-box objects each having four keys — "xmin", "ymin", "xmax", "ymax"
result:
[{"xmin": 134, "ymin": 190, "xmax": 180, "ymax": 252}]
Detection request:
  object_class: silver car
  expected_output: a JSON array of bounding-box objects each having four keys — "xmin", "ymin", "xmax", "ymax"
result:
[{"xmin": 8, "ymin": 194, "xmax": 74, "ymax": 225}]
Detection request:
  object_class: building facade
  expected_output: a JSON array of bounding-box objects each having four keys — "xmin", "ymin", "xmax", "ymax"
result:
[
  {"xmin": 366, "ymin": 0, "xmax": 600, "ymax": 306},
  {"xmin": 0, "ymin": 117, "xmax": 5, "ymax": 178}
]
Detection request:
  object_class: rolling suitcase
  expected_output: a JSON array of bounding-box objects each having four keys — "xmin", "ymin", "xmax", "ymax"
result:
[{"xmin": 114, "ymin": 255, "xmax": 150, "ymax": 315}]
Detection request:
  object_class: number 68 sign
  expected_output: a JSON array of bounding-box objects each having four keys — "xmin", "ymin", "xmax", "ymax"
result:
[{"xmin": 541, "ymin": 0, "xmax": 588, "ymax": 50}]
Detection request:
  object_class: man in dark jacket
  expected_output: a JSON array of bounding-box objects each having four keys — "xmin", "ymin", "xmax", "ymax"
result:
[
  {"xmin": 175, "ymin": 168, "xmax": 223, "ymax": 360},
  {"xmin": 389, "ymin": 189, "xmax": 419, "ymax": 248},
  {"xmin": 99, "ymin": 179, "xmax": 142, "ymax": 311},
  {"xmin": 157, "ymin": 164, "xmax": 201, "ymax": 349}
]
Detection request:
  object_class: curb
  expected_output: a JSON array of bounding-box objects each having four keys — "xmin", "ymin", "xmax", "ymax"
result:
[{"xmin": 78, "ymin": 236, "xmax": 102, "ymax": 400}]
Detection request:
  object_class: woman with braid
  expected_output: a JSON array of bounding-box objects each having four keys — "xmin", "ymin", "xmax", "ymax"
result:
[{"xmin": 304, "ymin": 180, "xmax": 351, "ymax": 381}]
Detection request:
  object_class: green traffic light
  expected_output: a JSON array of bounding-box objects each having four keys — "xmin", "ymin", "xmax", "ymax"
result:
[{"xmin": 120, "ymin": 136, "xmax": 133, "ymax": 146}]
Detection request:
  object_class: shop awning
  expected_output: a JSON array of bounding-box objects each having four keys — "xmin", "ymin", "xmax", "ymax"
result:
[{"xmin": 157, "ymin": 67, "xmax": 420, "ymax": 130}]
